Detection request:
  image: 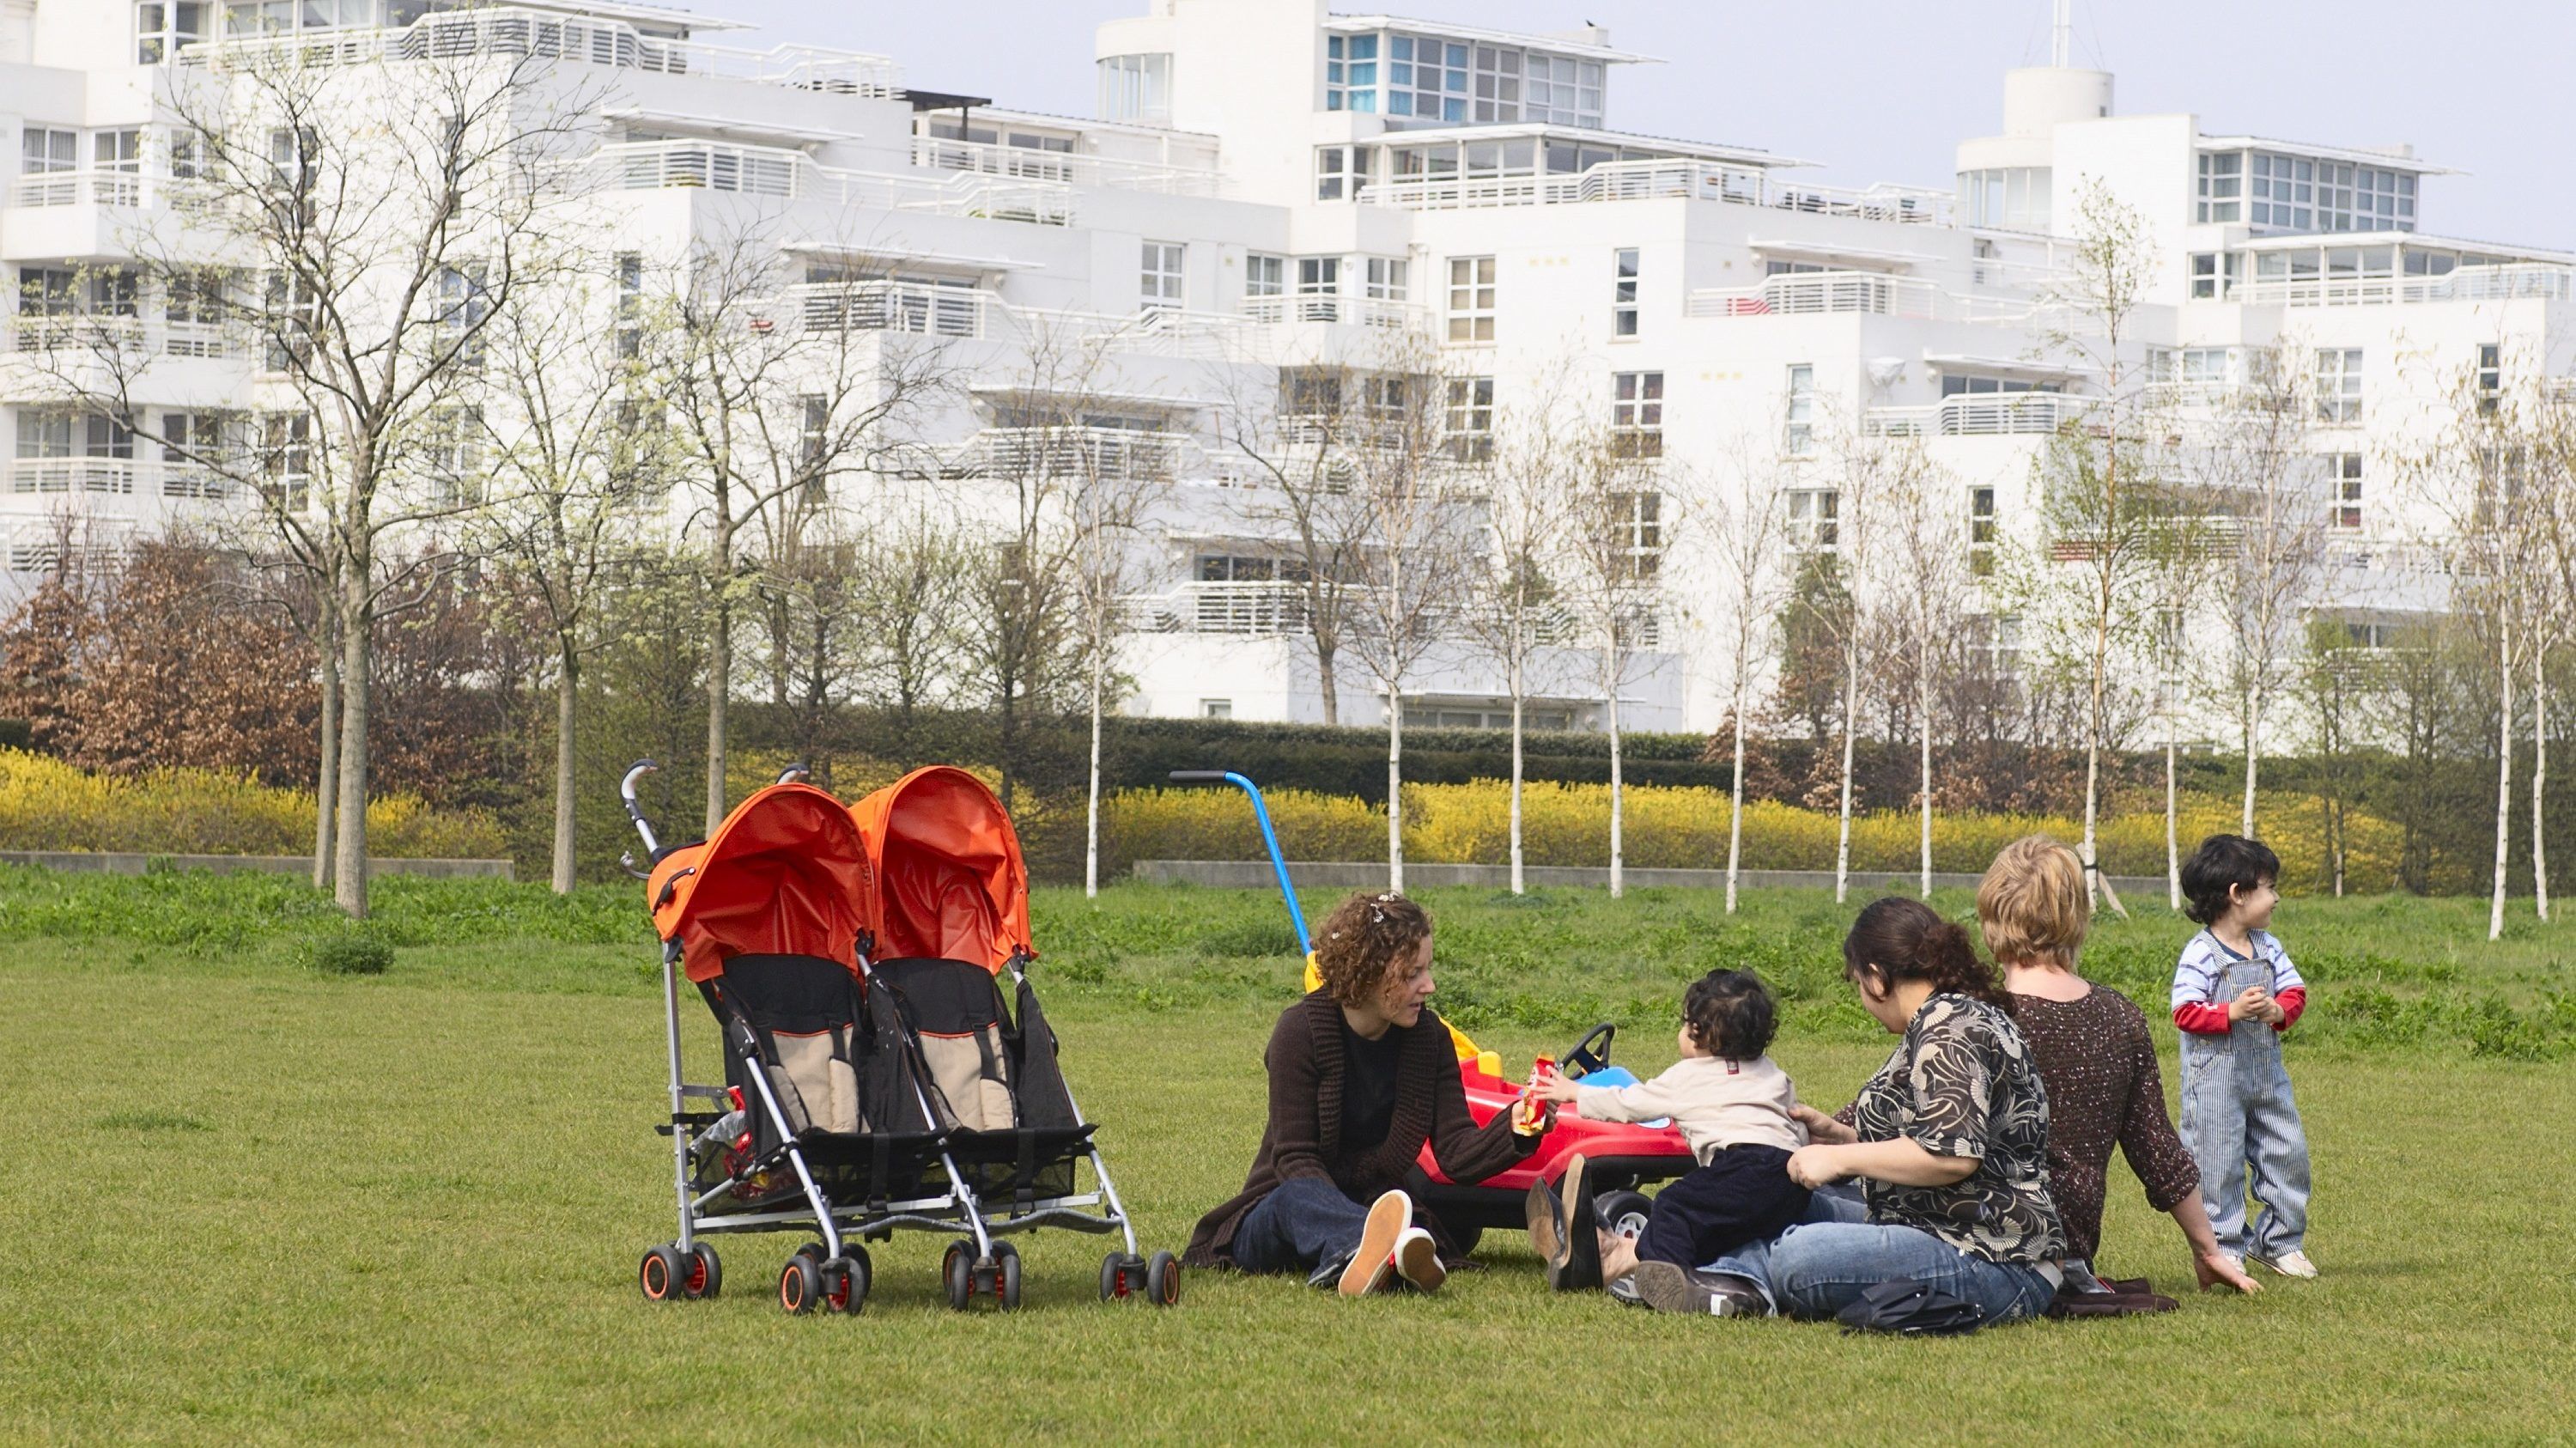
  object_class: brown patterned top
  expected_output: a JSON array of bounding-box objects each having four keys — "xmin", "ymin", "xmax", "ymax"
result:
[{"xmin": 2009, "ymin": 986, "xmax": 2201, "ymax": 1267}]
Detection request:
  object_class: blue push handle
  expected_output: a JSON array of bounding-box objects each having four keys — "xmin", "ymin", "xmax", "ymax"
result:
[{"xmin": 1168, "ymin": 770, "xmax": 1309, "ymax": 956}]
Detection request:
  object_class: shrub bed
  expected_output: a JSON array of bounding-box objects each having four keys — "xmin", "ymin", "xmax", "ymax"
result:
[{"xmin": 0, "ymin": 748, "xmax": 505, "ymax": 859}]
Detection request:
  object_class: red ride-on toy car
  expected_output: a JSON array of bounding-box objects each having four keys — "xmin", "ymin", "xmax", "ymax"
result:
[{"xmin": 1166, "ymin": 770, "xmax": 1697, "ymax": 1249}]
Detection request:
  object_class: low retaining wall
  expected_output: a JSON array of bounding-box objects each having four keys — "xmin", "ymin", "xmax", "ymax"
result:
[
  {"xmin": 1133, "ymin": 859, "xmax": 2167, "ymax": 897},
  {"xmin": 1, "ymin": 851, "xmax": 515, "ymax": 880}
]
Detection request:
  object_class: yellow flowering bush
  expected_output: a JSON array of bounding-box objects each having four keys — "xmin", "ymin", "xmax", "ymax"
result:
[{"xmin": 0, "ymin": 748, "xmax": 504, "ymax": 858}]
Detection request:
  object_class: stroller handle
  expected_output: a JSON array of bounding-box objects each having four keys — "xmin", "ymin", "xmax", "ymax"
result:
[
  {"xmin": 775, "ymin": 764, "xmax": 811, "ymax": 785},
  {"xmin": 620, "ymin": 760, "xmax": 663, "ymax": 856},
  {"xmin": 1166, "ymin": 770, "xmax": 1308, "ymax": 956}
]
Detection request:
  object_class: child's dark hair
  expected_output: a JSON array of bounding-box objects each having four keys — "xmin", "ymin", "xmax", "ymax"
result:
[
  {"xmin": 1841, "ymin": 897, "xmax": 2011, "ymax": 1015},
  {"xmin": 1683, "ymin": 970, "xmax": 1778, "ymax": 1060},
  {"xmin": 2180, "ymin": 834, "xmax": 2281, "ymax": 926}
]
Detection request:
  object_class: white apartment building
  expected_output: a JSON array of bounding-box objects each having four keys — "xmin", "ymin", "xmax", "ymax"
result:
[{"xmin": 3, "ymin": 0, "xmax": 2568, "ymax": 739}]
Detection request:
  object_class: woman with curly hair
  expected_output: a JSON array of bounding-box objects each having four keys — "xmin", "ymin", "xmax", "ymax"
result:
[{"xmin": 1183, "ymin": 890, "xmax": 1550, "ymax": 1295}]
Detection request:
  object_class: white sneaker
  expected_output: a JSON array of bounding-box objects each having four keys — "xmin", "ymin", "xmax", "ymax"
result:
[
  {"xmin": 2251, "ymin": 1250, "xmax": 2318, "ymax": 1279},
  {"xmin": 1391, "ymin": 1226, "xmax": 1445, "ymax": 1293}
]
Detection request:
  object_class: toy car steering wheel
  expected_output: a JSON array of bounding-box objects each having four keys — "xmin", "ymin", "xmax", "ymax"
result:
[{"xmin": 1560, "ymin": 1023, "xmax": 1616, "ymax": 1080}]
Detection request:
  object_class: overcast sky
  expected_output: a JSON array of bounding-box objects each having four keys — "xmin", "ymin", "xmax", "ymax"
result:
[{"xmin": 712, "ymin": 0, "xmax": 2576, "ymax": 247}]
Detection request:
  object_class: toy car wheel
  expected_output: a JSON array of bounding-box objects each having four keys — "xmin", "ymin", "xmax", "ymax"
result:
[
  {"xmin": 779, "ymin": 1252, "xmax": 823, "ymax": 1314},
  {"xmin": 639, "ymin": 1244, "xmax": 687, "ymax": 1303},
  {"xmin": 944, "ymin": 1240, "xmax": 975, "ymax": 1311},
  {"xmin": 993, "ymin": 1243, "xmax": 1022, "ymax": 1311},
  {"xmin": 684, "ymin": 1242, "xmax": 721, "ymax": 1299},
  {"xmin": 1448, "ymin": 1226, "xmax": 1483, "ymax": 1256},
  {"xmin": 1595, "ymin": 1189, "xmax": 1654, "ymax": 1244},
  {"xmin": 1145, "ymin": 1250, "xmax": 1181, "ymax": 1307}
]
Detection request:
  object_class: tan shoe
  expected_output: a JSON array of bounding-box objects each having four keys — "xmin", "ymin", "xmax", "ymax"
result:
[
  {"xmin": 1392, "ymin": 1226, "xmax": 1445, "ymax": 1293},
  {"xmin": 1337, "ymin": 1189, "xmax": 1413, "ymax": 1297}
]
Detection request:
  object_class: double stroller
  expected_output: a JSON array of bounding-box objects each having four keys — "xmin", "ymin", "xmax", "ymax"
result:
[{"xmin": 626, "ymin": 762, "xmax": 1177, "ymax": 1314}]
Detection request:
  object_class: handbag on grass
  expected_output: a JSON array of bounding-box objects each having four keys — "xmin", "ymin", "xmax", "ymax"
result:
[{"xmin": 1834, "ymin": 1278, "xmax": 1986, "ymax": 1336}]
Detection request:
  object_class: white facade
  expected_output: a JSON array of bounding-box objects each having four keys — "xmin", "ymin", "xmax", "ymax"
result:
[{"xmin": 3, "ymin": 0, "xmax": 2569, "ymax": 739}]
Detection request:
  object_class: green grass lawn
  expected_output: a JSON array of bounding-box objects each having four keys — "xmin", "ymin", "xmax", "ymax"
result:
[{"xmin": 3, "ymin": 874, "xmax": 2573, "ymax": 1443}]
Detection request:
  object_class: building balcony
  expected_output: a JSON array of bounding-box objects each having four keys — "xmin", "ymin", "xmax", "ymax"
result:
[
  {"xmin": 7, "ymin": 315, "xmax": 246, "ymax": 361},
  {"xmin": 1686, "ymin": 271, "xmax": 2040, "ymax": 323},
  {"xmin": 5, "ymin": 170, "xmax": 155, "ymax": 210},
  {"xmin": 1122, "ymin": 580, "xmax": 1312, "ymax": 636},
  {"xmin": 1241, "ymin": 295, "xmax": 1430, "ymax": 331},
  {"xmin": 951, "ymin": 425, "xmax": 1196, "ymax": 482},
  {"xmin": 910, "ymin": 137, "xmax": 1224, "ymax": 198},
  {"xmin": 587, "ymin": 141, "xmax": 1073, "ymax": 225},
  {"xmin": 1865, "ymin": 392, "xmax": 2092, "ymax": 437},
  {"xmin": 4, "ymin": 457, "xmax": 234, "ymax": 506},
  {"xmin": 175, "ymin": 6, "xmax": 901, "ymax": 98},
  {"xmin": 1364, "ymin": 157, "xmax": 1953, "ymax": 225},
  {"xmin": 2232, "ymin": 262, "xmax": 2576, "ymax": 307}
]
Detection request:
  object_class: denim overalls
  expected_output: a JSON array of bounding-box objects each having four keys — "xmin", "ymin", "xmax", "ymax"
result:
[{"xmin": 2178, "ymin": 945, "xmax": 2310, "ymax": 1259}]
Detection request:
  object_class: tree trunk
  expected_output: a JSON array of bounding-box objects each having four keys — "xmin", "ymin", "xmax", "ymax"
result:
[
  {"xmin": 1607, "ymin": 648, "xmax": 1625, "ymax": 901},
  {"xmin": 705, "ymin": 589, "xmax": 730, "ymax": 838},
  {"xmin": 2534, "ymin": 642, "xmax": 2549, "ymax": 923},
  {"xmin": 2083, "ymin": 603, "xmax": 2107, "ymax": 908},
  {"xmin": 1725, "ymin": 678, "xmax": 1747, "ymax": 916},
  {"xmin": 2491, "ymin": 618, "xmax": 2514, "ymax": 942},
  {"xmin": 1085, "ymin": 639, "xmax": 1103, "ymax": 899},
  {"xmin": 332, "ymin": 571, "xmax": 372, "ymax": 918},
  {"xmin": 313, "ymin": 636, "xmax": 339, "ymax": 892},
  {"xmin": 1508, "ymin": 651, "xmax": 1525, "ymax": 897},
  {"xmin": 2241, "ymin": 676, "xmax": 2262, "ymax": 838},
  {"xmin": 1917, "ymin": 630, "xmax": 1933, "ymax": 900},
  {"xmin": 2166, "ymin": 697, "xmax": 2182, "ymax": 912},
  {"xmin": 552, "ymin": 646, "xmax": 579, "ymax": 895},
  {"xmin": 1315, "ymin": 640, "xmax": 1339, "ymax": 726},
  {"xmin": 1385, "ymin": 687, "xmax": 1403, "ymax": 893},
  {"xmin": 1834, "ymin": 641, "xmax": 1858, "ymax": 903}
]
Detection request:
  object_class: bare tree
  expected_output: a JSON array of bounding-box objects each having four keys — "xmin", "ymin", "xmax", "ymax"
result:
[
  {"xmin": 1805, "ymin": 403, "xmax": 1898, "ymax": 904},
  {"xmin": 1691, "ymin": 435, "xmax": 1789, "ymax": 913},
  {"xmin": 1217, "ymin": 362, "xmax": 1377, "ymax": 726},
  {"xmin": 1558, "ymin": 393, "xmax": 1673, "ymax": 900},
  {"xmin": 649, "ymin": 232, "xmax": 951, "ymax": 834},
  {"xmin": 848, "ymin": 502, "xmax": 972, "ymax": 733},
  {"xmin": 1880, "ymin": 437, "xmax": 1968, "ymax": 898},
  {"xmin": 18, "ymin": 40, "xmax": 590, "ymax": 913}
]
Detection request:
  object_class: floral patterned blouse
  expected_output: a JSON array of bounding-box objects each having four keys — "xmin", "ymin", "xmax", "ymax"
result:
[{"xmin": 1841, "ymin": 994, "xmax": 2067, "ymax": 1266}]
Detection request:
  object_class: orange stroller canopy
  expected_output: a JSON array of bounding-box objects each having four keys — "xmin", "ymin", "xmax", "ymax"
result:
[
  {"xmin": 849, "ymin": 766, "xmax": 1032, "ymax": 972},
  {"xmin": 647, "ymin": 782, "xmax": 873, "ymax": 983}
]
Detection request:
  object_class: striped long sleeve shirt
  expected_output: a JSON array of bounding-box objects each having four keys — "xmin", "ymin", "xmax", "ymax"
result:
[{"xmin": 2171, "ymin": 928, "xmax": 2307, "ymax": 1035}]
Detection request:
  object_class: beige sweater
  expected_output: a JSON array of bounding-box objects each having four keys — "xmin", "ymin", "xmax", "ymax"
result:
[{"xmin": 1572, "ymin": 1053, "xmax": 1807, "ymax": 1164}]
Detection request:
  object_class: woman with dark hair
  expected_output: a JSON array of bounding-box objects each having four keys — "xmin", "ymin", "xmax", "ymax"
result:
[
  {"xmin": 1680, "ymin": 897, "xmax": 2066, "ymax": 1326},
  {"xmin": 1182, "ymin": 890, "xmax": 1549, "ymax": 1296}
]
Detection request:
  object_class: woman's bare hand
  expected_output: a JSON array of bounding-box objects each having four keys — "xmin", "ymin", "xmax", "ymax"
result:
[
  {"xmin": 1790, "ymin": 1104, "xmax": 1856, "ymax": 1145},
  {"xmin": 1786, "ymin": 1144, "xmax": 1848, "ymax": 1189},
  {"xmin": 2195, "ymin": 1249, "xmax": 2262, "ymax": 1294}
]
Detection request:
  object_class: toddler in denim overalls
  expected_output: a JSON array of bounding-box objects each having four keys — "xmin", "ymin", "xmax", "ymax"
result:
[{"xmin": 2172, "ymin": 834, "xmax": 2316, "ymax": 1279}]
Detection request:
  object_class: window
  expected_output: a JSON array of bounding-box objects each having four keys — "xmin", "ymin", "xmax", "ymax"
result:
[
  {"xmin": 1523, "ymin": 53, "xmax": 1602, "ymax": 127},
  {"xmin": 614, "ymin": 251, "xmax": 643, "ymax": 357},
  {"xmin": 20, "ymin": 128, "xmax": 77, "ymax": 174},
  {"xmin": 1139, "ymin": 241, "xmax": 1185, "ymax": 313},
  {"xmin": 166, "ymin": 269, "xmax": 228, "ymax": 329},
  {"xmin": 1447, "ymin": 256, "xmax": 1495, "ymax": 343},
  {"xmin": 1470, "ymin": 44, "xmax": 1522, "ymax": 124},
  {"xmin": 2195, "ymin": 152, "xmax": 2242, "ymax": 223},
  {"xmin": 1245, "ymin": 254, "xmax": 1285, "ymax": 299},
  {"xmin": 2148, "ymin": 347, "xmax": 2238, "ymax": 389},
  {"xmin": 1315, "ymin": 146, "xmax": 1370, "ymax": 202},
  {"xmin": 1941, "ymin": 374, "xmax": 2060, "ymax": 397},
  {"xmin": 1968, "ymin": 485, "xmax": 1998, "ymax": 577},
  {"xmin": 1443, "ymin": 376, "xmax": 1492, "ymax": 462},
  {"xmin": 1783, "ymin": 363, "xmax": 1814, "ymax": 454},
  {"xmin": 136, "ymin": 3, "xmax": 210, "ymax": 62},
  {"xmin": 1297, "ymin": 257, "xmax": 1340, "ymax": 295},
  {"xmin": 1364, "ymin": 257, "xmax": 1407, "ymax": 303},
  {"xmin": 168, "ymin": 130, "xmax": 204, "ymax": 179},
  {"xmin": 1612, "ymin": 247, "xmax": 1638, "ymax": 338},
  {"xmin": 94, "ymin": 131, "xmax": 143, "ymax": 177},
  {"xmin": 16, "ymin": 266, "xmax": 76, "ymax": 317},
  {"xmin": 2328, "ymin": 453, "xmax": 2363, "ymax": 530},
  {"xmin": 2476, "ymin": 343, "xmax": 2501, "ymax": 416},
  {"xmin": 89, "ymin": 269, "xmax": 140, "ymax": 318},
  {"xmin": 2248, "ymin": 153, "xmax": 2320, "ymax": 230},
  {"xmin": 1612, "ymin": 490, "xmax": 1662, "ymax": 579},
  {"xmin": 1786, "ymin": 487, "xmax": 1838, "ymax": 551},
  {"xmin": 1096, "ymin": 53, "xmax": 1171, "ymax": 124},
  {"xmin": 258, "ymin": 411, "xmax": 313, "ymax": 510},
  {"xmin": 2188, "ymin": 252, "xmax": 2242, "ymax": 300},
  {"xmin": 1611, "ymin": 371, "xmax": 1662, "ymax": 458},
  {"xmin": 422, "ymin": 405, "xmax": 483, "ymax": 506},
  {"xmin": 262, "ymin": 270, "xmax": 318, "ymax": 372},
  {"xmin": 1389, "ymin": 35, "xmax": 1469, "ymax": 123},
  {"xmin": 1200, "ymin": 699, "xmax": 1232, "ymax": 720},
  {"xmin": 1324, "ymin": 33, "xmax": 1379, "ymax": 113},
  {"xmin": 160, "ymin": 411, "xmax": 236, "ymax": 496},
  {"xmin": 432, "ymin": 263, "xmax": 489, "ymax": 365},
  {"xmin": 1959, "ymin": 167, "xmax": 2052, "ymax": 230},
  {"xmin": 2314, "ymin": 348, "xmax": 2363, "ymax": 423}
]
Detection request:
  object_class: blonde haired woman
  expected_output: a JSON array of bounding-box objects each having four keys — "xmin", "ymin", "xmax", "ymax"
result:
[{"xmin": 1979, "ymin": 836, "xmax": 2259, "ymax": 1299}]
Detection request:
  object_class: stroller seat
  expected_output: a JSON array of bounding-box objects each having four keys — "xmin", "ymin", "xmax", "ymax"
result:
[
  {"xmin": 708, "ymin": 953, "xmax": 862, "ymax": 1136},
  {"xmin": 871, "ymin": 955, "xmax": 1094, "ymax": 1204}
]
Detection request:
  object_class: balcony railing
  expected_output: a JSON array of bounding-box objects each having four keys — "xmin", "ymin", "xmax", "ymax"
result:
[
  {"xmin": 2234, "ymin": 263, "xmax": 2576, "ymax": 307},
  {"xmin": 1686, "ymin": 271, "xmax": 2045, "ymax": 323},
  {"xmin": 1241, "ymin": 295, "xmax": 1429, "ymax": 330},
  {"xmin": 590, "ymin": 141, "xmax": 1074, "ymax": 226},
  {"xmin": 1121, "ymin": 581, "xmax": 1313, "ymax": 636},
  {"xmin": 911, "ymin": 137, "xmax": 1224, "ymax": 198},
  {"xmin": 1364, "ymin": 157, "xmax": 1953, "ymax": 225},
  {"xmin": 952, "ymin": 426, "xmax": 1191, "ymax": 482},
  {"xmin": 6, "ymin": 314, "xmax": 249, "ymax": 360},
  {"xmin": 6, "ymin": 458, "xmax": 239, "ymax": 502},
  {"xmin": 5, "ymin": 168, "xmax": 150, "ymax": 208},
  {"xmin": 1865, "ymin": 393, "xmax": 2092, "ymax": 437},
  {"xmin": 175, "ymin": 6, "xmax": 901, "ymax": 97},
  {"xmin": 793, "ymin": 280, "xmax": 994, "ymax": 338}
]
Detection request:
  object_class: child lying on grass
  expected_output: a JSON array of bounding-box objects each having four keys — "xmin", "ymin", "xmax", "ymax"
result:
[{"xmin": 1524, "ymin": 970, "xmax": 1813, "ymax": 1311}]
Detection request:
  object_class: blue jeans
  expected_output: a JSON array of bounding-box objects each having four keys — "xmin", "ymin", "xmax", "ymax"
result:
[
  {"xmin": 1231, "ymin": 1177, "xmax": 1374, "ymax": 1275},
  {"xmin": 1701, "ymin": 1185, "xmax": 2054, "ymax": 1327},
  {"xmin": 2178, "ymin": 960, "xmax": 2311, "ymax": 1258}
]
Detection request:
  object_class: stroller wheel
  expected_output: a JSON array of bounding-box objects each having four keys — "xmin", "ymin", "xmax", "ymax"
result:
[
  {"xmin": 638, "ymin": 1244, "xmax": 687, "ymax": 1303},
  {"xmin": 994, "ymin": 1243, "xmax": 1022, "ymax": 1311},
  {"xmin": 818, "ymin": 1252, "xmax": 866, "ymax": 1315},
  {"xmin": 779, "ymin": 1252, "xmax": 823, "ymax": 1314},
  {"xmin": 1145, "ymin": 1250, "xmax": 1182, "ymax": 1308},
  {"xmin": 1099, "ymin": 1250, "xmax": 1138, "ymax": 1302},
  {"xmin": 684, "ymin": 1242, "xmax": 722, "ymax": 1299},
  {"xmin": 943, "ymin": 1240, "xmax": 975, "ymax": 1311}
]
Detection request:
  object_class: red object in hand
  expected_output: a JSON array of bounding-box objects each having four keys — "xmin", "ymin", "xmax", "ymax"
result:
[{"xmin": 1512, "ymin": 1056, "xmax": 1555, "ymax": 1134}]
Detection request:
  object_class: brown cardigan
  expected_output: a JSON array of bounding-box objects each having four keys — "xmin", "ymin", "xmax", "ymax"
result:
[{"xmin": 1184, "ymin": 991, "xmax": 1537, "ymax": 1268}]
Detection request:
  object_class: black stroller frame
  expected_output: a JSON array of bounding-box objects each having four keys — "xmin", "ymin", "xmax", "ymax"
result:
[{"xmin": 626, "ymin": 762, "xmax": 1178, "ymax": 1314}]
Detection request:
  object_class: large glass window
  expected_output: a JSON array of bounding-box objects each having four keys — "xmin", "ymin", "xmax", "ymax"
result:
[
  {"xmin": 1139, "ymin": 241, "xmax": 1185, "ymax": 313},
  {"xmin": 136, "ymin": 3, "xmax": 210, "ymax": 63},
  {"xmin": 1611, "ymin": 371, "xmax": 1662, "ymax": 458},
  {"xmin": 1959, "ymin": 167, "xmax": 2050, "ymax": 230},
  {"xmin": 1246, "ymin": 254, "xmax": 1285, "ymax": 299},
  {"xmin": 1522, "ymin": 54, "xmax": 1602, "ymax": 126},
  {"xmin": 1470, "ymin": 44, "xmax": 1522, "ymax": 123},
  {"xmin": 1447, "ymin": 256, "xmax": 1495, "ymax": 343},
  {"xmin": 2195, "ymin": 152, "xmax": 2242, "ymax": 223},
  {"xmin": 1096, "ymin": 54, "xmax": 1172, "ymax": 124},
  {"xmin": 20, "ymin": 129, "xmax": 77, "ymax": 175},
  {"xmin": 2251, "ymin": 154, "xmax": 2313, "ymax": 230},
  {"xmin": 2314, "ymin": 348, "xmax": 2363, "ymax": 423},
  {"xmin": 1364, "ymin": 257, "xmax": 1407, "ymax": 302},
  {"xmin": 1314, "ymin": 146, "xmax": 1372, "ymax": 202},
  {"xmin": 1612, "ymin": 247, "xmax": 1638, "ymax": 338},
  {"xmin": 1388, "ymin": 35, "xmax": 1469, "ymax": 122},
  {"xmin": 1324, "ymin": 33, "xmax": 1381, "ymax": 113},
  {"xmin": 1444, "ymin": 376, "xmax": 1492, "ymax": 462},
  {"xmin": 2188, "ymin": 251, "xmax": 2243, "ymax": 300}
]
